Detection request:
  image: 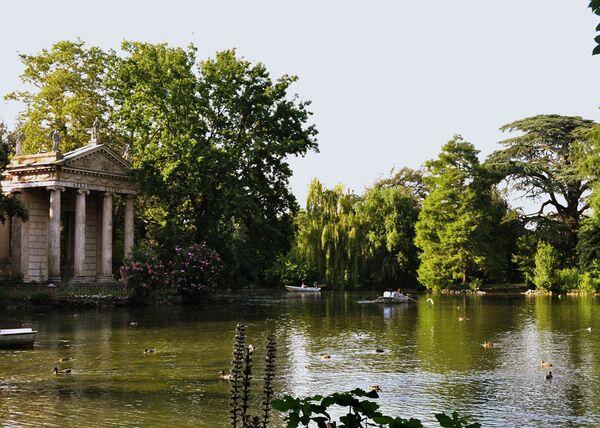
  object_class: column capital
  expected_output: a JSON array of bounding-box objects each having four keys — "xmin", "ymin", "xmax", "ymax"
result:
[
  {"xmin": 103, "ymin": 191, "xmax": 115, "ymax": 198},
  {"xmin": 46, "ymin": 186, "xmax": 65, "ymax": 192},
  {"xmin": 9, "ymin": 189, "xmax": 22, "ymax": 195},
  {"xmin": 77, "ymin": 188, "xmax": 90, "ymax": 195}
]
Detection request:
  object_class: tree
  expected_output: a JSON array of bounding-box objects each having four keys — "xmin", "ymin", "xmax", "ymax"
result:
[
  {"xmin": 296, "ymin": 179, "xmax": 361, "ymax": 288},
  {"xmin": 532, "ymin": 241, "xmax": 560, "ymax": 291},
  {"xmin": 356, "ymin": 185, "xmax": 420, "ymax": 287},
  {"xmin": 487, "ymin": 115, "xmax": 596, "ymax": 262},
  {"xmin": 0, "ymin": 123, "xmax": 28, "ymax": 223},
  {"xmin": 111, "ymin": 44, "xmax": 317, "ymax": 286},
  {"xmin": 415, "ymin": 136, "xmax": 507, "ymax": 290},
  {"xmin": 373, "ymin": 167, "xmax": 427, "ymax": 201},
  {"xmin": 5, "ymin": 40, "xmax": 119, "ymax": 153}
]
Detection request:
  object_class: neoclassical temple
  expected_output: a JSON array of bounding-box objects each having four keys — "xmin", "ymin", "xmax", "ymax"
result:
[{"xmin": 0, "ymin": 132, "xmax": 136, "ymax": 284}]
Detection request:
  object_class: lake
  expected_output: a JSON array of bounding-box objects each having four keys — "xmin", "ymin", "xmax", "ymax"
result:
[{"xmin": 1, "ymin": 291, "xmax": 599, "ymax": 427}]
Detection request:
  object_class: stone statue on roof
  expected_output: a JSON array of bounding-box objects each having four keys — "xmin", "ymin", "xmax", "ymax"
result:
[
  {"xmin": 50, "ymin": 130, "xmax": 61, "ymax": 152},
  {"xmin": 14, "ymin": 131, "xmax": 23, "ymax": 156},
  {"xmin": 91, "ymin": 118, "xmax": 100, "ymax": 144}
]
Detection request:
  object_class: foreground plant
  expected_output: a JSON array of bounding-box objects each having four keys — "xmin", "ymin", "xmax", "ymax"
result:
[
  {"xmin": 271, "ymin": 389, "xmax": 480, "ymax": 428},
  {"xmin": 228, "ymin": 323, "xmax": 277, "ymax": 428}
]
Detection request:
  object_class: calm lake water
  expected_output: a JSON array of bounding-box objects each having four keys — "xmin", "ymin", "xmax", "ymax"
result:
[{"xmin": 1, "ymin": 291, "xmax": 600, "ymax": 427}]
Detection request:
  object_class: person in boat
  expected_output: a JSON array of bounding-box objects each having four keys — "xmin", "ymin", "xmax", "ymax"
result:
[{"xmin": 301, "ymin": 282, "xmax": 307, "ymax": 288}]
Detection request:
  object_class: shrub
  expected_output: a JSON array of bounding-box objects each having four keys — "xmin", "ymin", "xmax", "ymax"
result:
[
  {"xmin": 578, "ymin": 272, "xmax": 599, "ymax": 293},
  {"xmin": 172, "ymin": 243, "xmax": 222, "ymax": 302},
  {"xmin": 120, "ymin": 247, "xmax": 171, "ymax": 303},
  {"xmin": 555, "ymin": 268, "xmax": 580, "ymax": 292},
  {"xmin": 533, "ymin": 242, "xmax": 560, "ymax": 291},
  {"xmin": 120, "ymin": 242, "xmax": 222, "ymax": 303},
  {"xmin": 468, "ymin": 278, "xmax": 483, "ymax": 292}
]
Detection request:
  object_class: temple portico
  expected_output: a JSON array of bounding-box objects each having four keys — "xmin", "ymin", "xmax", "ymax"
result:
[{"xmin": 0, "ymin": 136, "xmax": 136, "ymax": 284}]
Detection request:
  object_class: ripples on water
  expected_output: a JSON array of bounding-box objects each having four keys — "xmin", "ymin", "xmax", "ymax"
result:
[{"xmin": 1, "ymin": 292, "xmax": 599, "ymax": 427}]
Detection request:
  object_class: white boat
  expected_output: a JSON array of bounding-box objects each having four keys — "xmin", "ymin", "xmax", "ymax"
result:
[
  {"xmin": 376, "ymin": 291, "xmax": 410, "ymax": 303},
  {"xmin": 0, "ymin": 328, "xmax": 37, "ymax": 349},
  {"xmin": 285, "ymin": 285, "xmax": 321, "ymax": 293}
]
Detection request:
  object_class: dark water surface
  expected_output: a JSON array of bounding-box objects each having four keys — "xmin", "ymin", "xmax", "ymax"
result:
[{"xmin": 1, "ymin": 291, "xmax": 600, "ymax": 427}]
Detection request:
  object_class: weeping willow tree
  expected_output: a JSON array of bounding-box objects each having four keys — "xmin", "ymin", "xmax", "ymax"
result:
[{"xmin": 296, "ymin": 179, "xmax": 362, "ymax": 288}]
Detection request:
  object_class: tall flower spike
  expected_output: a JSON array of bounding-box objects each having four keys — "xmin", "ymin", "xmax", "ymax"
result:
[
  {"xmin": 229, "ymin": 323, "xmax": 247, "ymax": 428},
  {"xmin": 261, "ymin": 336, "xmax": 277, "ymax": 428}
]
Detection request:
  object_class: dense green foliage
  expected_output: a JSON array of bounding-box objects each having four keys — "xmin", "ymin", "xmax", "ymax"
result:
[
  {"xmin": 532, "ymin": 242, "xmax": 560, "ymax": 291},
  {"xmin": 112, "ymin": 44, "xmax": 317, "ymax": 286},
  {"xmin": 357, "ymin": 184, "xmax": 420, "ymax": 286},
  {"xmin": 414, "ymin": 137, "xmax": 510, "ymax": 290},
  {"xmin": 5, "ymin": 40, "xmax": 119, "ymax": 153},
  {"xmin": 291, "ymin": 176, "xmax": 420, "ymax": 289},
  {"xmin": 296, "ymin": 180, "xmax": 361, "ymax": 287},
  {"xmin": 487, "ymin": 115, "xmax": 595, "ymax": 263}
]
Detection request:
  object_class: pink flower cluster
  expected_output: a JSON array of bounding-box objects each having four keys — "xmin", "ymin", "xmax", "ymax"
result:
[{"xmin": 121, "ymin": 242, "xmax": 222, "ymax": 301}]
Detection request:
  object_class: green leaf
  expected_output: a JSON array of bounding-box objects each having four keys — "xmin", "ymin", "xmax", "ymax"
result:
[{"xmin": 435, "ymin": 413, "xmax": 455, "ymax": 427}]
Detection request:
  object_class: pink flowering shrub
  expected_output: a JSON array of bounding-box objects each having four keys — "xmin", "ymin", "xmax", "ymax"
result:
[
  {"xmin": 171, "ymin": 243, "xmax": 222, "ymax": 302},
  {"xmin": 120, "ymin": 242, "xmax": 222, "ymax": 303}
]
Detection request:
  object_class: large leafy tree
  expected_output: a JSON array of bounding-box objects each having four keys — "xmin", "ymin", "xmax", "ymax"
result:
[
  {"xmin": 5, "ymin": 40, "xmax": 119, "ymax": 153},
  {"xmin": 415, "ymin": 136, "xmax": 507, "ymax": 290},
  {"xmin": 111, "ymin": 43, "xmax": 317, "ymax": 285},
  {"xmin": 296, "ymin": 179, "xmax": 361, "ymax": 288},
  {"xmin": 356, "ymin": 185, "xmax": 420, "ymax": 287},
  {"xmin": 486, "ymin": 115, "xmax": 595, "ymax": 261}
]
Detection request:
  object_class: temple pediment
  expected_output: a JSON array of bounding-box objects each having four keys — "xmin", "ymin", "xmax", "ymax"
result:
[
  {"xmin": 2, "ymin": 143, "xmax": 136, "ymax": 195},
  {"xmin": 59, "ymin": 144, "xmax": 131, "ymax": 177}
]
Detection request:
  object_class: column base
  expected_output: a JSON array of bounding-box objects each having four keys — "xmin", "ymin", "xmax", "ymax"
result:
[
  {"xmin": 96, "ymin": 276, "xmax": 114, "ymax": 283},
  {"xmin": 70, "ymin": 276, "xmax": 89, "ymax": 284},
  {"xmin": 47, "ymin": 277, "xmax": 62, "ymax": 286}
]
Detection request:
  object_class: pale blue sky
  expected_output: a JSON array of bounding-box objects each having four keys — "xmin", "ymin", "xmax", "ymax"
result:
[{"xmin": 1, "ymin": 1, "xmax": 598, "ymax": 207}]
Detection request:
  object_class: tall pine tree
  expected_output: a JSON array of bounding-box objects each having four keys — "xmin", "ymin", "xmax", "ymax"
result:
[{"xmin": 415, "ymin": 136, "xmax": 506, "ymax": 290}]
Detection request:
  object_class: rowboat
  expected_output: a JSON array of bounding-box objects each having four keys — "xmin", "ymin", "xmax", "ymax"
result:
[
  {"xmin": 285, "ymin": 286, "xmax": 321, "ymax": 293},
  {"xmin": 375, "ymin": 291, "xmax": 410, "ymax": 304},
  {"xmin": 0, "ymin": 328, "xmax": 37, "ymax": 349}
]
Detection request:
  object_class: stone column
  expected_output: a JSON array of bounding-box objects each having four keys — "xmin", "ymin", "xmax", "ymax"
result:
[
  {"xmin": 73, "ymin": 189, "xmax": 89, "ymax": 282},
  {"xmin": 99, "ymin": 192, "xmax": 113, "ymax": 282},
  {"xmin": 47, "ymin": 186, "xmax": 64, "ymax": 282},
  {"xmin": 9, "ymin": 190, "xmax": 23, "ymax": 277},
  {"xmin": 124, "ymin": 196, "xmax": 134, "ymax": 259}
]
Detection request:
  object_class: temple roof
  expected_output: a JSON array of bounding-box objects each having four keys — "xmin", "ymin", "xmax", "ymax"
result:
[{"xmin": 2, "ymin": 143, "xmax": 136, "ymax": 195}]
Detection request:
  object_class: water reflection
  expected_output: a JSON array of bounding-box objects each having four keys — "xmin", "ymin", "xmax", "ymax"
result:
[{"xmin": 0, "ymin": 292, "xmax": 599, "ymax": 426}]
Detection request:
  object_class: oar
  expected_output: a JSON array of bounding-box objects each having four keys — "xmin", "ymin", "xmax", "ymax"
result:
[{"xmin": 406, "ymin": 295, "xmax": 418, "ymax": 303}]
